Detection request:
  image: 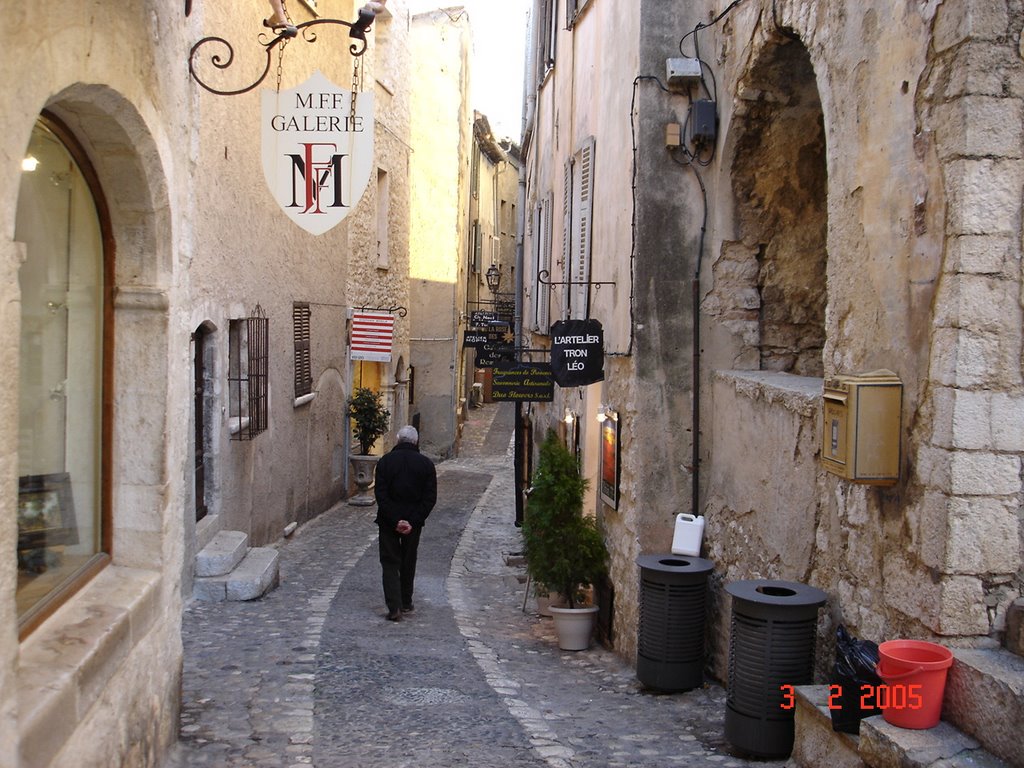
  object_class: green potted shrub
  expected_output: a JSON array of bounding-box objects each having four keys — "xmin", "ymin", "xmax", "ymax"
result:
[
  {"xmin": 522, "ymin": 431, "xmax": 609, "ymax": 650},
  {"xmin": 346, "ymin": 387, "xmax": 390, "ymax": 505}
]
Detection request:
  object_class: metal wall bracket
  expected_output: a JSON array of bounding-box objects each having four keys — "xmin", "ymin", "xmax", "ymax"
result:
[
  {"xmin": 537, "ymin": 270, "xmax": 615, "ymax": 288},
  {"xmin": 188, "ymin": 18, "xmax": 368, "ymax": 96},
  {"xmin": 354, "ymin": 304, "xmax": 407, "ymax": 317}
]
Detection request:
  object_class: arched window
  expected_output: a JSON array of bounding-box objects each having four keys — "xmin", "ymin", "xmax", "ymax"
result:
[{"xmin": 15, "ymin": 115, "xmax": 110, "ymax": 634}]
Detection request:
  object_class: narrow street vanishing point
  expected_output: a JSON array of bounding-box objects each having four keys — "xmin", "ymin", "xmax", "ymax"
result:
[{"xmin": 167, "ymin": 403, "xmax": 771, "ymax": 768}]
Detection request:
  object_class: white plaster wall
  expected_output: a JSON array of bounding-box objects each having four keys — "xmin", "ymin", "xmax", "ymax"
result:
[{"xmin": 409, "ymin": 10, "xmax": 472, "ymax": 458}]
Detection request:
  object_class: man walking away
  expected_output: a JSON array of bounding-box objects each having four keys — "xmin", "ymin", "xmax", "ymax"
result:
[{"xmin": 373, "ymin": 425, "xmax": 437, "ymax": 621}]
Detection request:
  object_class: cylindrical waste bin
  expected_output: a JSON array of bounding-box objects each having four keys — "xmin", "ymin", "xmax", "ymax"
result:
[
  {"xmin": 724, "ymin": 579, "xmax": 827, "ymax": 758},
  {"xmin": 636, "ymin": 554, "xmax": 714, "ymax": 692}
]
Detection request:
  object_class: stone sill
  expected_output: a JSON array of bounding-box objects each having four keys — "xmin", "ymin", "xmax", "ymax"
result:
[
  {"xmin": 293, "ymin": 392, "xmax": 317, "ymax": 408},
  {"xmin": 17, "ymin": 565, "xmax": 160, "ymax": 767},
  {"xmin": 714, "ymin": 369, "xmax": 823, "ymax": 418}
]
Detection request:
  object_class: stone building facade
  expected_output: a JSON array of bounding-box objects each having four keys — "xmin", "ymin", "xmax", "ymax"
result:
[
  {"xmin": 520, "ymin": 0, "xmax": 1024, "ymax": 678},
  {"xmin": 1, "ymin": 1, "xmax": 412, "ymax": 765}
]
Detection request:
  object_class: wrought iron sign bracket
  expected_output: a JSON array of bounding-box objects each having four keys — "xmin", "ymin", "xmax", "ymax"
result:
[
  {"xmin": 354, "ymin": 304, "xmax": 407, "ymax": 317},
  {"xmin": 537, "ymin": 270, "xmax": 616, "ymax": 289},
  {"xmin": 189, "ymin": 17, "xmax": 370, "ymax": 96}
]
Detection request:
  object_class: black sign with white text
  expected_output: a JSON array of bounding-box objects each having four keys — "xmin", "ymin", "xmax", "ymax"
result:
[
  {"xmin": 550, "ymin": 319, "xmax": 605, "ymax": 387},
  {"xmin": 490, "ymin": 363, "xmax": 554, "ymax": 402}
]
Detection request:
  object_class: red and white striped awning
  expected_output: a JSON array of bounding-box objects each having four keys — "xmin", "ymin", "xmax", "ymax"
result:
[{"xmin": 350, "ymin": 311, "xmax": 395, "ymax": 362}]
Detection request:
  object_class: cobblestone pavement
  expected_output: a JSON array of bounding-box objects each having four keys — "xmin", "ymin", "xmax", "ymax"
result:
[{"xmin": 166, "ymin": 404, "xmax": 781, "ymax": 768}]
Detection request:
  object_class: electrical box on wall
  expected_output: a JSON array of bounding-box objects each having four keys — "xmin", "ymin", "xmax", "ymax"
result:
[
  {"xmin": 821, "ymin": 370, "xmax": 902, "ymax": 485},
  {"xmin": 689, "ymin": 99, "xmax": 717, "ymax": 146},
  {"xmin": 666, "ymin": 57, "xmax": 702, "ymax": 88}
]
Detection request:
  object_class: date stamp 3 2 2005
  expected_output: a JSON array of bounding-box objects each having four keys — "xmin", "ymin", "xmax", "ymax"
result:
[{"xmin": 779, "ymin": 684, "xmax": 924, "ymax": 712}]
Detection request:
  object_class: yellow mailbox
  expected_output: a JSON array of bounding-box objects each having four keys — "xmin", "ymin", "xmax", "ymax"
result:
[{"xmin": 821, "ymin": 369, "xmax": 902, "ymax": 485}]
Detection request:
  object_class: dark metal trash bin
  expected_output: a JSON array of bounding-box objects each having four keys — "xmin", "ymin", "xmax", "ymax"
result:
[
  {"xmin": 636, "ymin": 554, "xmax": 714, "ymax": 692},
  {"xmin": 724, "ymin": 579, "xmax": 827, "ymax": 758}
]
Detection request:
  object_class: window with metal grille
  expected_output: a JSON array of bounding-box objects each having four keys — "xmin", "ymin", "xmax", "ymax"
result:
[
  {"xmin": 293, "ymin": 302, "xmax": 312, "ymax": 399},
  {"xmin": 228, "ymin": 305, "xmax": 268, "ymax": 440}
]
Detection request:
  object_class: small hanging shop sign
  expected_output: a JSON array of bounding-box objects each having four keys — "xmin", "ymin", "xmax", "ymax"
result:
[
  {"xmin": 490, "ymin": 362, "xmax": 554, "ymax": 402},
  {"xmin": 463, "ymin": 328, "xmax": 514, "ymax": 368},
  {"xmin": 262, "ymin": 70, "xmax": 374, "ymax": 235},
  {"xmin": 550, "ymin": 318, "xmax": 604, "ymax": 387},
  {"xmin": 351, "ymin": 311, "xmax": 395, "ymax": 362}
]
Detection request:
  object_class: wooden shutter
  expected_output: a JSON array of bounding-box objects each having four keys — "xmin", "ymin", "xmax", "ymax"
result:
[
  {"xmin": 561, "ymin": 158, "xmax": 573, "ymax": 320},
  {"xmin": 535, "ymin": 197, "xmax": 553, "ymax": 331},
  {"xmin": 570, "ymin": 137, "xmax": 595, "ymax": 320},
  {"xmin": 293, "ymin": 302, "xmax": 312, "ymax": 398}
]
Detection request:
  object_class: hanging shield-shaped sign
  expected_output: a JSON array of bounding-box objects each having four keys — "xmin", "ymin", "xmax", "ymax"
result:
[{"xmin": 262, "ymin": 70, "xmax": 374, "ymax": 235}]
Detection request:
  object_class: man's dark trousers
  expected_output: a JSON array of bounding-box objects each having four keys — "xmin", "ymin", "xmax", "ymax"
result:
[{"xmin": 378, "ymin": 523, "xmax": 422, "ymax": 612}]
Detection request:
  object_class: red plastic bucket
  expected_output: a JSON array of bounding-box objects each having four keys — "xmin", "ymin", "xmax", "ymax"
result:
[{"xmin": 875, "ymin": 640, "xmax": 953, "ymax": 729}]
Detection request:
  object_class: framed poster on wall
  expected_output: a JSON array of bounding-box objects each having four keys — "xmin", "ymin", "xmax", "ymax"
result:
[{"xmin": 599, "ymin": 413, "xmax": 619, "ymax": 509}]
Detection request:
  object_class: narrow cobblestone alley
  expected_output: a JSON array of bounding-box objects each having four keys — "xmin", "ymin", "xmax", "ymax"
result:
[{"xmin": 167, "ymin": 404, "xmax": 777, "ymax": 768}]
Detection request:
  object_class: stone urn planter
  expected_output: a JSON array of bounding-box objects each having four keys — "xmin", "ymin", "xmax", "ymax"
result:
[
  {"xmin": 347, "ymin": 387, "xmax": 390, "ymax": 506},
  {"xmin": 348, "ymin": 454, "xmax": 380, "ymax": 506}
]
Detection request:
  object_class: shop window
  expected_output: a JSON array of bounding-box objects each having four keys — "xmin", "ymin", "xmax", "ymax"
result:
[
  {"xmin": 293, "ymin": 302, "xmax": 312, "ymax": 399},
  {"xmin": 15, "ymin": 116, "xmax": 109, "ymax": 634},
  {"xmin": 228, "ymin": 306, "xmax": 269, "ymax": 439}
]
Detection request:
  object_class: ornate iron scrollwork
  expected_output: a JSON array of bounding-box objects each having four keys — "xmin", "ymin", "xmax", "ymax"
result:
[{"xmin": 188, "ymin": 19, "xmax": 368, "ymax": 97}]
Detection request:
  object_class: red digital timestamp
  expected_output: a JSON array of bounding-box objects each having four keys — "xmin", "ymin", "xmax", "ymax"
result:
[{"xmin": 779, "ymin": 684, "xmax": 925, "ymax": 711}]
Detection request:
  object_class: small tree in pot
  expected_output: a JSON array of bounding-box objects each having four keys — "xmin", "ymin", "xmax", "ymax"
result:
[
  {"xmin": 522, "ymin": 431, "xmax": 609, "ymax": 649},
  {"xmin": 348, "ymin": 386, "xmax": 390, "ymax": 455},
  {"xmin": 346, "ymin": 387, "xmax": 390, "ymax": 505}
]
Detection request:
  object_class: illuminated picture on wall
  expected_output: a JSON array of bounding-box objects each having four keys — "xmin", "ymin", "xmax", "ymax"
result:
[
  {"xmin": 599, "ymin": 412, "xmax": 619, "ymax": 509},
  {"xmin": 17, "ymin": 473, "xmax": 77, "ymax": 552}
]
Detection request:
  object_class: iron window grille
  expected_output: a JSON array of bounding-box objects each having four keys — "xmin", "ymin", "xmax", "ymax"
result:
[
  {"xmin": 293, "ymin": 302, "xmax": 312, "ymax": 399},
  {"xmin": 228, "ymin": 305, "xmax": 269, "ymax": 440}
]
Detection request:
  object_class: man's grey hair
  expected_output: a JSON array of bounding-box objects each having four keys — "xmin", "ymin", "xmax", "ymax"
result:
[{"xmin": 397, "ymin": 425, "xmax": 419, "ymax": 445}]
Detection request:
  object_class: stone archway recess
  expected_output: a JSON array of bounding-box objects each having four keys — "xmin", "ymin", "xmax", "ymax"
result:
[{"xmin": 721, "ymin": 37, "xmax": 828, "ymax": 377}]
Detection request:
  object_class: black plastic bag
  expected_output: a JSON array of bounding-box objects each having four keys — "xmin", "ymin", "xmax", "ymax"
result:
[{"xmin": 830, "ymin": 624, "xmax": 884, "ymax": 734}]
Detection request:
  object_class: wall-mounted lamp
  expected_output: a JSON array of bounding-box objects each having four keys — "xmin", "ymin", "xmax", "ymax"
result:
[
  {"xmin": 485, "ymin": 264, "xmax": 502, "ymax": 295},
  {"xmin": 22, "ymin": 155, "xmax": 39, "ymax": 172},
  {"xmin": 564, "ymin": 407, "xmax": 575, "ymax": 425},
  {"xmin": 596, "ymin": 405, "xmax": 618, "ymax": 423}
]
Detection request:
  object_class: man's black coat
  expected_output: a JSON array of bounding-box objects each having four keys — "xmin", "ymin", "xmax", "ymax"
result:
[{"xmin": 373, "ymin": 442, "xmax": 437, "ymax": 529}]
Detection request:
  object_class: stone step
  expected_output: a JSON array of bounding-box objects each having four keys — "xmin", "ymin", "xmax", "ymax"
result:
[
  {"xmin": 195, "ymin": 529, "xmax": 248, "ymax": 577},
  {"xmin": 943, "ymin": 648, "xmax": 1024, "ymax": 767},
  {"xmin": 788, "ymin": 685, "xmax": 1014, "ymax": 768},
  {"xmin": 193, "ymin": 547, "xmax": 280, "ymax": 602}
]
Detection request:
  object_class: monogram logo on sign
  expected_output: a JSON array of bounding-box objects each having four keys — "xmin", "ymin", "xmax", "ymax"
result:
[{"xmin": 262, "ymin": 71, "xmax": 374, "ymax": 235}]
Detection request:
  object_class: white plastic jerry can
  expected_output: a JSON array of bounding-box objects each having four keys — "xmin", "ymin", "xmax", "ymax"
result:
[{"xmin": 671, "ymin": 513, "xmax": 705, "ymax": 556}]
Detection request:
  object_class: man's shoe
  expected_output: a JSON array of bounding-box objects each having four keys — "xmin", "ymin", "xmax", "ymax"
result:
[
  {"xmin": 401, "ymin": 604, "xmax": 414, "ymax": 613},
  {"xmin": 386, "ymin": 609, "xmax": 402, "ymax": 622}
]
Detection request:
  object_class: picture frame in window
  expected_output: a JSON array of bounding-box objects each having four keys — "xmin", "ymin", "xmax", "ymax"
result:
[{"xmin": 17, "ymin": 473, "xmax": 78, "ymax": 551}]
